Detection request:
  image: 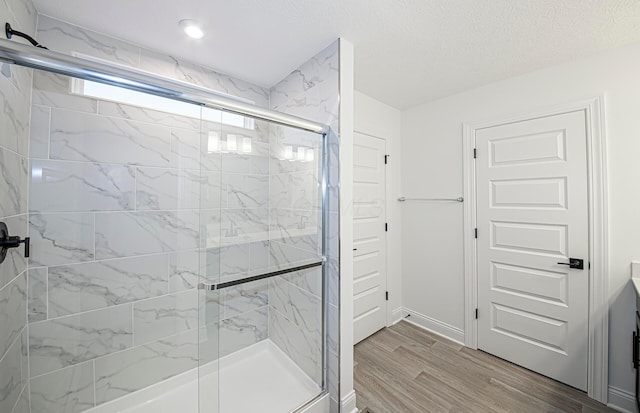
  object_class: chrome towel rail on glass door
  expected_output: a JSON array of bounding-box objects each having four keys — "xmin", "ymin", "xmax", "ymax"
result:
[
  {"xmin": 198, "ymin": 261, "xmax": 324, "ymax": 291},
  {"xmin": 398, "ymin": 196, "xmax": 464, "ymax": 202}
]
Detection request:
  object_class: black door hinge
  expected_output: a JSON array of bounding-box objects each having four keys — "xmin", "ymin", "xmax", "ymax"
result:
[
  {"xmin": 473, "ymin": 148, "xmax": 477, "ymax": 159},
  {"xmin": 474, "ymin": 228, "xmax": 478, "ymax": 238},
  {"xmin": 384, "ymin": 155, "xmax": 389, "ymax": 164},
  {"xmin": 475, "ymin": 309, "xmax": 478, "ymax": 319},
  {"xmin": 385, "ymin": 223, "xmax": 388, "ymax": 232},
  {"xmin": 385, "ymin": 291, "xmax": 389, "ymax": 301}
]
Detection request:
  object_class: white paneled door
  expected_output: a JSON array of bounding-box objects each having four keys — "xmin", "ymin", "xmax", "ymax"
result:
[
  {"xmin": 476, "ymin": 111, "xmax": 589, "ymax": 390},
  {"xmin": 353, "ymin": 132, "xmax": 387, "ymax": 344}
]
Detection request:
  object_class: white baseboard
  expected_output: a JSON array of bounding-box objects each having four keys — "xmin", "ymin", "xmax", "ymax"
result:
[
  {"xmin": 341, "ymin": 389, "xmax": 358, "ymax": 413},
  {"xmin": 401, "ymin": 307, "xmax": 465, "ymax": 345},
  {"xmin": 389, "ymin": 306, "xmax": 403, "ymax": 326},
  {"xmin": 608, "ymin": 386, "xmax": 637, "ymax": 413}
]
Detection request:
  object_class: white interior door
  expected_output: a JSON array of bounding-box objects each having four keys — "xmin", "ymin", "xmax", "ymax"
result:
[
  {"xmin": 353, "ymin": 132, "xmax": 387, "ymax": 344},
  {"xmin": 476, "ymin": 110, "xmax": 589, "ymax": 390}
]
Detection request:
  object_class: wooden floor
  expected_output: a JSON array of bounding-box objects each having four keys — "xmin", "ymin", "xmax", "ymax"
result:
[{"xmin": 354, "ymin": 321, "xmax": 617, "ymax": 413}]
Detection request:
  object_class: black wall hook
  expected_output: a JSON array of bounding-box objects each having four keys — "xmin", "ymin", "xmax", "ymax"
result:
[{"xmin": 5, "ymin": 22, "xmax": 48, "ymax": 49}]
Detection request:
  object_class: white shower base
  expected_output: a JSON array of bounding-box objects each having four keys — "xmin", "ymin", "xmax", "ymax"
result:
[{"xmin": 88, "ymin": 340, "xmax": 322, "ymax": 413}]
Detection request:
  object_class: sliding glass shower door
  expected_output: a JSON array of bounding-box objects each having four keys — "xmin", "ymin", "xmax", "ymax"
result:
[
  {"xmin": 197, "ymin": 120, "xmax": 326, "ymax": 413},
  {"xmin": 1, "ymin": 51, "xmax": 328, "ymax": 412}
]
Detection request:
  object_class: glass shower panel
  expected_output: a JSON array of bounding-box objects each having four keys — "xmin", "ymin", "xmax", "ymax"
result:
[
  {"xmin": 198, "ymin": 119, "xmax": 325, "ymax": 413},
  {"xmin": 26, "ymin": 69, "xmax": 207, "ymax": 413}
]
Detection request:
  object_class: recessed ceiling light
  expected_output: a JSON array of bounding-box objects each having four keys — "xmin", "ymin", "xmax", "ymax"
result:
[{"xmin": 179, "ymin": 19, "xmax": 204, "ymax": 39}]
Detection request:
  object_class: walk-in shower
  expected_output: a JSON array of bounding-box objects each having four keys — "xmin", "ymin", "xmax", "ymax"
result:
[{"xmin": 0, "ymin": 37, "xmax": 339, "ymax": 413}]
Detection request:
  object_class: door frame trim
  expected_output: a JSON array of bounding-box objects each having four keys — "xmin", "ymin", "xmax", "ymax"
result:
[{"xmin": 462, "ymin": 96, "xmax": 609, "ymax": 403}]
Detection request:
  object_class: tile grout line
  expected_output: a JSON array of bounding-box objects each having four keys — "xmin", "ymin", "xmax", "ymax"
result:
[{"xmin": 92, "ymin": 359, "xmax": 97, "ymax": 409}]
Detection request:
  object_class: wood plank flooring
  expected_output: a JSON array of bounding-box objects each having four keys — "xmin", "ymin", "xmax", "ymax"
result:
[{"xmin": 354, "ymin": 321, "xmax": 617, "ymax": 413}]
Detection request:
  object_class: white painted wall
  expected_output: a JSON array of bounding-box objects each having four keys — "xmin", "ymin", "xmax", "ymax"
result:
[
  {"xmin": 401, "ymin": 41, "xmax": 640, "ymax": 409},
  {"xmin": 338, "ymin": 39, "xmax": 358, "ymax": 413},
  {"xmin": 354, "ymin": 91, "xmax": 403, "ymax": 325}
]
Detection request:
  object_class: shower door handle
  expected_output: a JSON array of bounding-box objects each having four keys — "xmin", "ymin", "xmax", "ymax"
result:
[{"xmin": 198, "ymin": 283, "xmax": 216, "ymax": 291}]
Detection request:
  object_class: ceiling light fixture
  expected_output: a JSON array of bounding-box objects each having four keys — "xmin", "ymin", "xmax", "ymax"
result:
[{"xmin": 179, "ymin": 19, "xmax": 204, "ymax": 39}]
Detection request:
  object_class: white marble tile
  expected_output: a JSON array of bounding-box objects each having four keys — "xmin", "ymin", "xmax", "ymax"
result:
[
  {"xmin": 220, "ymin": 208, "xmax": 269, "ymax": 245},
  {"xmin": 32, "ymin": 71, "xmax": 98, "ymax": 113},
  {"xmin": 0, "ymin": 214, "xmax": 27, "ymax": 290},
  {"xmin": 269, "ymin": 276, "xmax": 321, "ymax": 338},
  {"xmin": 252, "ymin": 120, "xmax": 270, "ymax": 144},
  {"xmin": 94, "ymin": 329, "xmax": 198, "ymax": 405},
  {"xmin": 139, "ymin": 49, "xmax": 269, "ymax": 107},
  {"xmin": 30, "ymin": 160, "xmax": 135, "ymax": 212},
  {"xmin": 29, "ymin": 304, "xmax": 133, "ymax": 376},
  {"xmin": 171, "ymin": 128, "xmax": 204, "ymax": 171},
  {"xmin": 4, "ymin": 0, "xmax": 37, "ymax": 34},
  {"xmin": 269, "ymin": 137, "xmax": 321, "ymax": 176},
  {"xmin": 269, "ymin": 241, "xmax": 320, "ymax": 269},
  {"xmin": 219, "ymin": 140, "xmax": 270, "ymax": 176},
  {"xmin": 327, "ymin": 303, "xmax": 339, "ymax": 356},
  {"xmin": 29, "ymin": 213, "xmax": 95, "ymax": 267},
  {"xmin": 28, "ymin": 267, "xmax": 47, "ymax": 323},
  {"xmin": 37, "ymin": 16, "xmax": 141, "ymax": 67},
  {"xmin": 133, "ymin": 289, "xmax": 199, "ymax": 345},
  {"xmin": 1, "ymin": 56, "xmax": 33, "ymax": 101},
  {"xmin": 200, "ymin": 172, "xmax": 221, "ymax": 209},
  {"xmin": 269, "ymin": 208, "xmax": 321, "ymax": 252},
  {"xmin": 0, "ymin": 328, "xmax": 28, "ymax": 413},
  {"xmin": 200, "ymin": 209, "xmax": 221, "ymax": 250},
  {"xmin": 221, "ymin": 173, "xmax": 269, "ymax": 209},
  {"xmin": 29, "ymin": 104, "xmax": 50, "ymax": 159},
  {"xmin": 0, "ymin": 271, "xmax": 26, "ymax": 360},
  {"xmin": 269, "ymin": 306, "xmax": 321, "ymax": 385},
  {"xmin": 198, "ymin": 321, "xmax": 219, "ymax": 366},
  {"xmin": 292, "ymin": 170, "xmax": 321, "ymax": 210},
  {"xmin": 169, "ymin": 249, "xmax": 201, "ymax": 292},
  {"xmin": 270, "ymin": 173, "xmax": 293, "ymax": 209},
  {"xmin": 280, "ymin": 267, "xmax": 323, "ymax": 298},
  {"xmin": 273, "ymin": 87, "xmax": 335, "ymax": 129},
  {"xmin": 98, "ymin": 100, "xmax": 201, "ymax": 130},
  {"xmin": 203, "ymin": 247, "xmax": 220, "ymax": 282},
  {"xmin": 199, "ymin": 287, "xmax": 221, "ymax": 326},
  {"xmin": 11, "ymin": 385, "xmax": 30, "ymax": 413},
  {"xmin": 50, "ymin": 109, "xmax": 172, "ymax": 167},
  {"xmin": 136, "ymin": 167, "xmax": 201, "ymax": 210},
  {"xmin": 197, "ymin": 128, "xmax": 224, "ymax": 172},
  {"xmin": 222, "ymin": 279, "xmax": 268, "ymax": 319},
  {"xmin": 95, "ymin": 210, "xmax": 199, "ymax": 259},
  {"xmin": 327, "ymin": 350, "xmax": 338, "ymax": 399},
  {"xmin": 48, "ymin": 255, "xmax": 169, "ymax": 318},
  {"xmin": 29, "ymin": 361, "xmax": 94, "ymax": 413},
  {"xmin": 0, "ymin": 71, "xmax": 30, "ymax": 156},
  {"xmin": 270, "ymin": 41, "xmax": 338, "ymax": 111},
  {"xmin": 0, "ymin": 147, "xmax": 28, "ymax": 217},
  {"xmin": 219, "ymin": 306, "xmax": 268, "ymax": 357},
  {"xmin": 218, "ymin": 241, "xmax": 270, "ymax": 280}
]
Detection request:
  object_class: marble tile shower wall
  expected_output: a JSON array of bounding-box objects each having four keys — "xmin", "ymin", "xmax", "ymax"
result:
[
  {"xmin": 268, "ymin": 41, "xmax": 341, "ymax": 411},
  {"xmin": 0, "ymin": 0, "xmax": 36, "ymax": 413},
  {"xmin": 23, "ymin": 16, "xmax": 285, "ymax": 413}
]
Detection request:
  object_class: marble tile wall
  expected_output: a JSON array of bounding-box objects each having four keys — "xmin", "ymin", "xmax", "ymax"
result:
[
  {"xmin": 268, "ymin": 40, "xmax": 341, "ymax": 411},
  {"xmin": 24, "ymin": 16, "xmax": 281, "ymax": 413},
  {"xmin": 0, "ymin": 0, "xmax": 36, "ymax": 413}
]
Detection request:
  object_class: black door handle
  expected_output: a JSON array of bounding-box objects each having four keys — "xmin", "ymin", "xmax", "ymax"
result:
[{"xmin": 557, "ymin": 258, "xmax": 584, "ymax": 269}]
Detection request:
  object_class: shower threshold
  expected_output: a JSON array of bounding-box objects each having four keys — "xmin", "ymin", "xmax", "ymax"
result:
[{"xmin": 87, "ymin": 339, "xmax": 321, "ymax": 413}]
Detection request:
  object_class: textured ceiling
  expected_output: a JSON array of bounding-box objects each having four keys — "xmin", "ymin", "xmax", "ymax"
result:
[{"xmin": 31, "ymin": 0, "xmax": 640, "ymax": 109}]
